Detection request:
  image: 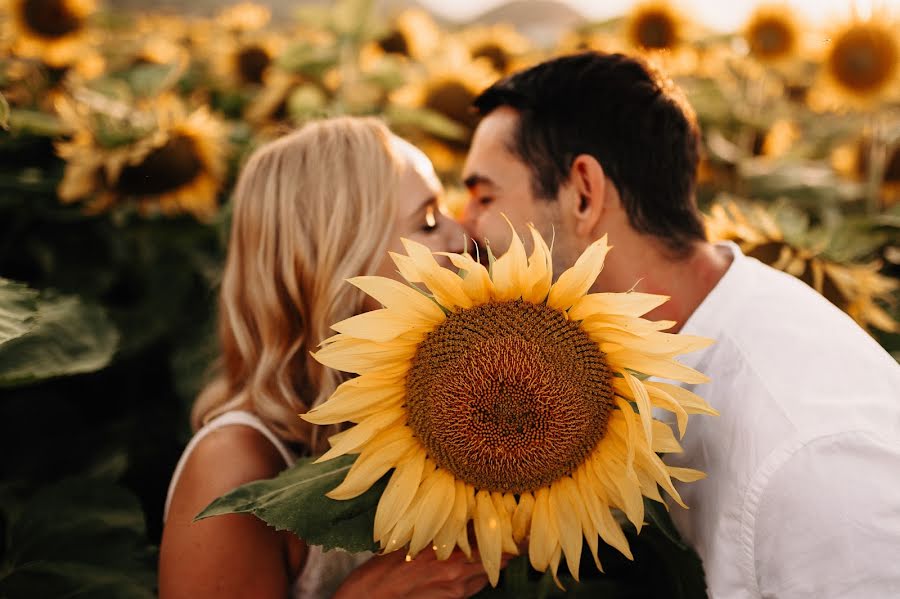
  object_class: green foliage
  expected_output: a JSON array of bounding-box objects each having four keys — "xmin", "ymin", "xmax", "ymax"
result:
[
  {"xmin": 0, "ymin": 279, "xmax": 119, "ymax": 387},
  {"xmin": 198, "ymin": 455, "xmax": 389, "ymax": 553},
  {"xmin": 0, "ymin": 477, "xmax": 157, "ymax": 599}
]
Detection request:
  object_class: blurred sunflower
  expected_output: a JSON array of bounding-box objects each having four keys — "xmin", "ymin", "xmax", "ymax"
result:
[
  {"xmin": 814, "ymin": 14, "xmax": 899, "ymax": 109},
  {"xmin": 624, "ymin": 2, "xmax": 684, "ymax": 52},
  {"xmin": 706, "ymin": 200, "xmax": 897, "ymax": 332},
  {"xmin": 304, "ymin": 225, "xmax": 717, "ymax": 586},
  {"xmin": 743, "ymin": 5, "xmax": 801, "ymax": 64},
  {"xmin": 374, "ymin": 8, "xmax": 441, "ymax": 61},
  {"xmin": 215, "ymin": 2, "xmax": 270, "ymax": 34},
  {"xmin": 458, "ymin": 24, "xmax": 532, "ymax": 76},
  {"xmin": 55, "ymin": 93, "xmax": 228, "ymax": 220},
  {"xmin": 212, "ymin": 33, "xmax": 284, "ymax": 89},
  {"xmin": 390, "ymin": 52, "xmax": 496, "ymax": 173},
  {"xmin": 7, "ymin": 0, "xmax": 96, "ymax": 68}
]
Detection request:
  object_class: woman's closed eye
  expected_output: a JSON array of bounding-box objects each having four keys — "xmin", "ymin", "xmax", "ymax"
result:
[{"xmin": 421, "ymin": 204, "xmax": 439, "ymax": 233}]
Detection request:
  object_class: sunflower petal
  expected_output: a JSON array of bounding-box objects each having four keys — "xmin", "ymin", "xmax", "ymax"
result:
[
  {"xmin": 474, "ymin": 490, "xmax": 503, "ymax": 587},
  {"xmin": 569, "ymin": 292, "xmax": 669, "ymax": 321},
  {"xmin": 668, "ymin": 466, "xmax": 707, "ymax": 483},
  {"xmin": 409, "ymin": 469, "xmax": 456, "ymax": 556},
  {"xmin": 303, "ymin": 382, "xmax": 404, "ymax": 425},
  {"xmin": 523, "ymin": 224, "xmax": 553, "ymax": 303},
  {"xmin": 550, "ymin": 479, "xmax": 582, "ymax": 582},
  {"xmin": 548, "ymin": 234, "xmax": 611, "ymax": 311},
  {"xmin": 347, "ymin": 275, "xmax": 444, "ymax": 321},
  {"xmin": 401, "ymin": 239, "xmax": 473, "ymax": 310},
  {"xmin": 331, "ymin": 308, "xmax": 431, "ymax": 342},
  {"xmin": 435, "ymin": 251, "xmax": 494, "ymax": 304},
  {"xmin": 608, "ymin": 349, "xmax": 710, "ymax": 384},
  {"xmin": 528, "ymin": 487, "xmax": 556, "ymax": 572},
  {"xmin": 511, "ymin": 492, "xmax": 534, "ymax": 544},
  {"xmin": 434, "ymin": 479, "xmax": 470, "ymax": 560},
  {"xmin": 623, "ymin": 372, "xmax": 654, "ymax": 445},
  {"xmin": 493, "ymin": 492, "xmax": 519, "ymax": 555},
  {"xmin": 374, "ymin": 450, "xmax": 426, "ymax": 542},
  {"xmin": 326, "ymin": 427, "xmax": 416, "ymax": 500},
  {"xmin": 549, "ymin": 544, "xmax": 564, "ymax": 590},
  {"xmin": 644, "ymin": 381, "xmax": 719, "ymax": 416},
  {"xmin": 315, "ymin": 407, "xmax": 405, "ymax": 463},
  {"xmin": 492, "ymin": 220, "xmax": 529, "ymax": 301}
]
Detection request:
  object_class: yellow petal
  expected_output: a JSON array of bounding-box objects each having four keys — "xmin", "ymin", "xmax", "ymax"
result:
[
  {"xmin": 634, "ymin": 446, "xmax": 687, "ymax": 508},
  {"xmin": 382, "ymin": 461, "xmax": 436, "ymax": 553},
  {"xmin": 401, "ymin": 239, "xmax": 473, "ymax": 310},
  {"xmin": 435, "ymin": 251, "xmax": 494, "ymax": 304},
  {"xmin": 668, "ymin": 466, "xmax": 707, "ymax": 483},
  {"xmin": 523, "ymin": 224, "xmax": 553, "ymax": 303},
  {"xmin": 651, "ymin": 420, "xmax": 683, "ymax": 454},
  {"xmin": 474, "ymin": 490, "xmax": 502, "ymax": 587},
  {"xmin": 593, "ymin": 484, "xmax": 634, "ymax": 560},
  {"xmin": 582, "ymin": 313, "xmax": 676, "ymax": 335},
  {"xmin": 315, "ymin": 407, "xmax": 405, "ymax": 463},
  {"xmin": 569, "ymin": 292, "xmax": 669, "ymax": 321},
  {"xmin": 313, "ymin": 337, "xmax": 416, "ymax": 375},
  {"xmin": 326, "ymin": 427, "xmax": 417, "ymax": 500},
  {"xmin": 528, "ymin": 487, "xmax": 556, "ymax": 572},
  {"xmin": 608, "ymin": 350, "xmax": 710, "ymax": 385},
  {"xmin": 433, "ymin": 479, "xmax": 470, "ymax": 560},
  {"xmin": 492, "ymin": 220, "xmax": 529, "ymax": 301},
  {"xmin": 641, "ymin": 383, "xmax": 689, "ymax": 438},
  {"xmin": 347, "ymin": 276, "xmax": 444, "ymax": 322},
  {"xmin": 390, "ymin": 252, "xmax": 424, "ymax": 283},
  {"xmin": 644, "ymin": 381, "xmax": 718, "ymax": 416},
  {"xmin": 548, "ymin": 234, "xmax": 611, "ymax": 311},
  {"xmin": 623, "ymin": 372, "xmax": 654, "ymax": 445},
  {"xmin": 511, "ymin": 492, "xmax": 534, "ymax": 544},
  {"xmin": 374, "ymin": 450, "xmax": 426, "ymax": 542},
  {"xmin": 549, "ymin": 544, "xmax": 564, "ymax": 590},
  {"xmin": 331, "ymin": 308, "xmax": 431, "ymax": 343},
  {"xmin": 550, "ymin": 479, "xmax": 582, "ymax": 581},
  {"xmin": 303, "ymin": 382, "xmax": 404, "ymax": 425},
  {"xmin": 571, "ymin": 466, "xmax": 603, "ymax": 571},
  {"xmin": 492, "ymin": 492, "xmax": 519, "ymax": 556},
  {"xmin": 409, "ymin": 469, "xmax": 456, "ymax": 556}
]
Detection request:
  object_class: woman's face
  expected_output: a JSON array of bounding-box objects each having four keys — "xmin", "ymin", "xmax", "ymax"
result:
[{"xmin": 371, "ymin": 142, "xmax": 466, "ymax": 287}]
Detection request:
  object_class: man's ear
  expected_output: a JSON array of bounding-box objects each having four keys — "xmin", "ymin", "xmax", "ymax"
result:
[{"xmin": 567, "ymin": 154, "xmax": 607, "ymax": 238}]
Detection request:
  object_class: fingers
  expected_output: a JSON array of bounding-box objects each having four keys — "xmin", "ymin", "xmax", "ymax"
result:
[{"xmin": 462, "ymin": 573, "xmax": 491, "ymax": 597}]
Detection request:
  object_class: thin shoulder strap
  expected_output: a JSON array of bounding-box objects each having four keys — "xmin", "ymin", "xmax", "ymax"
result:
[{"xmin": 164, "ymin": 410, "xmax": 293, "ymax": 521}]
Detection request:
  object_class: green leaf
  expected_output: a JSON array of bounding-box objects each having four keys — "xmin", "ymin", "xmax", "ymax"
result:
[
  {"xmin": 0, "ymin": 278, "xmax": 39, "ymax": 346},
  {"xmin": 197, "ymin": 455, "xmax": 389, "ymax": 553},
  {"xmin": 643, "ymin": 498, "xmax": 688, "ymax": 551},
  {"xmin": 0, "ymin": 290, "xmax": 119, "ymax": 387},
  {"xmin": 0, "ymin": 477, "xmax": 156, "ymax": 599}
]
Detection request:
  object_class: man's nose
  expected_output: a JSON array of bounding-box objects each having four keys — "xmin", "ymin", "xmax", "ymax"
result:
[{"xmin": 459, "ymin": 199, "xmax": 480, "ymax": 241}]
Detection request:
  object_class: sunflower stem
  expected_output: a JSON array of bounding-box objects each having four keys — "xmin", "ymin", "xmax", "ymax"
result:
[{"xmin": 864, "ymin": 114, "xmax": 887, "ymax": 216}]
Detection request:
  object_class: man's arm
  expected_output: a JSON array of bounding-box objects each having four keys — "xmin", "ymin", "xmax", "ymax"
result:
[{"xmin": 750, "ymin": 430, "xmax": 900, "ymax": 598}]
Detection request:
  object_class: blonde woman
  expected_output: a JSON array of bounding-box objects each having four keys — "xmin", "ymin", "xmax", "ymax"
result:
[{"xmin": 160, "ymin": 117, "xmax": 492, "ymax": 598}]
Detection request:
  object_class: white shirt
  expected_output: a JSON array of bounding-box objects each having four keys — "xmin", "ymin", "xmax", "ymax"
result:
[{"xmin": 664, "ymin": 242, "xmax": 900, "ymax": 599}]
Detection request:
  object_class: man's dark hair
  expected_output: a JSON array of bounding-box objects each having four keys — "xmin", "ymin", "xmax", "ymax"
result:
[{"xmin": 474, "ymin": 52, "xmax": 706, "ymax": 255}]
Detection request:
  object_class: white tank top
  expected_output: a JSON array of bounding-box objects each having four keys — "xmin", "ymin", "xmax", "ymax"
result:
[{"xmin": 164, "ymin": 410, "xmax": 372, "ymax": 599}]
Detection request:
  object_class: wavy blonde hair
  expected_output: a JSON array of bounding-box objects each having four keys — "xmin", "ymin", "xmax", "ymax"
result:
[{"xmin": 192, "ymin": 117, "xmax": 403, "ymax": 454}]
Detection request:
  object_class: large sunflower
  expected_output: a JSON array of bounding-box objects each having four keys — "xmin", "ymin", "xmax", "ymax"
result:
[
  {"xmin": 55, "ymin": 93, "xmax": 227, "ymax": 220},
  {"xmin": 303, "ymin": 226, "xmax": 717, "ymax": 585},
  {"xmin": 7, "ymin": 0, "xmax": 96, "ymax": 68}
]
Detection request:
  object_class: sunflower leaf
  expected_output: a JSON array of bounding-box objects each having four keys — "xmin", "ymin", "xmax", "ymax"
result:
[
  {"xmin": 0, "ymin": 278, "xmax": 39, "ymax": 347},
  {"xmin": 0, "ymin": 285, "xmax": 119, "ymax": 387},
  {"xmin": 196, "ymin": 455, "xmax": 389, "ymax": 553}
]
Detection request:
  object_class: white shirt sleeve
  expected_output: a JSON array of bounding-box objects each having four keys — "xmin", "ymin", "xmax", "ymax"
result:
[{"xmin": 750, "ymin": 431, "xmax": 900, "ymax": 599}]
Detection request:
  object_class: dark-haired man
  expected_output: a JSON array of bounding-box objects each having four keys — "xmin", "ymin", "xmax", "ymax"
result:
[{"xmin": 461, "ymin": 52, "xmax": 900, "ymax": 598}]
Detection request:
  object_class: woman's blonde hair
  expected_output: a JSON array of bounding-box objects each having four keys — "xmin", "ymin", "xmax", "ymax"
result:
[{"xmin": 192, "ymin": 116, "xmax": 403, "ymax": 454}]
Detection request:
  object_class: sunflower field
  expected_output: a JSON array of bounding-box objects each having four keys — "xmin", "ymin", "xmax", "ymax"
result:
[{"xmin": 0, "ymin": 0, "xmax": 898, "ymax": 597}]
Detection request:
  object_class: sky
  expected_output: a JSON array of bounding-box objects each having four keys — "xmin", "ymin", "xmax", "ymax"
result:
[{"xmin": 417, "ymin": 0, "xmax": 900, "ymax": 31}]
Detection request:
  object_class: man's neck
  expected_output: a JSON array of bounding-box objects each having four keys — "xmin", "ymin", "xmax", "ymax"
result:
[{"xmin": 597, "ymin": 236, "xmax": 733, "ymax": 333}]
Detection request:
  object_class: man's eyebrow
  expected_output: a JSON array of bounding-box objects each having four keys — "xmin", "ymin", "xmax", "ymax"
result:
[{"xmin": 463, "ymin": 173, "xmax": 497, "ymax": 190}]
